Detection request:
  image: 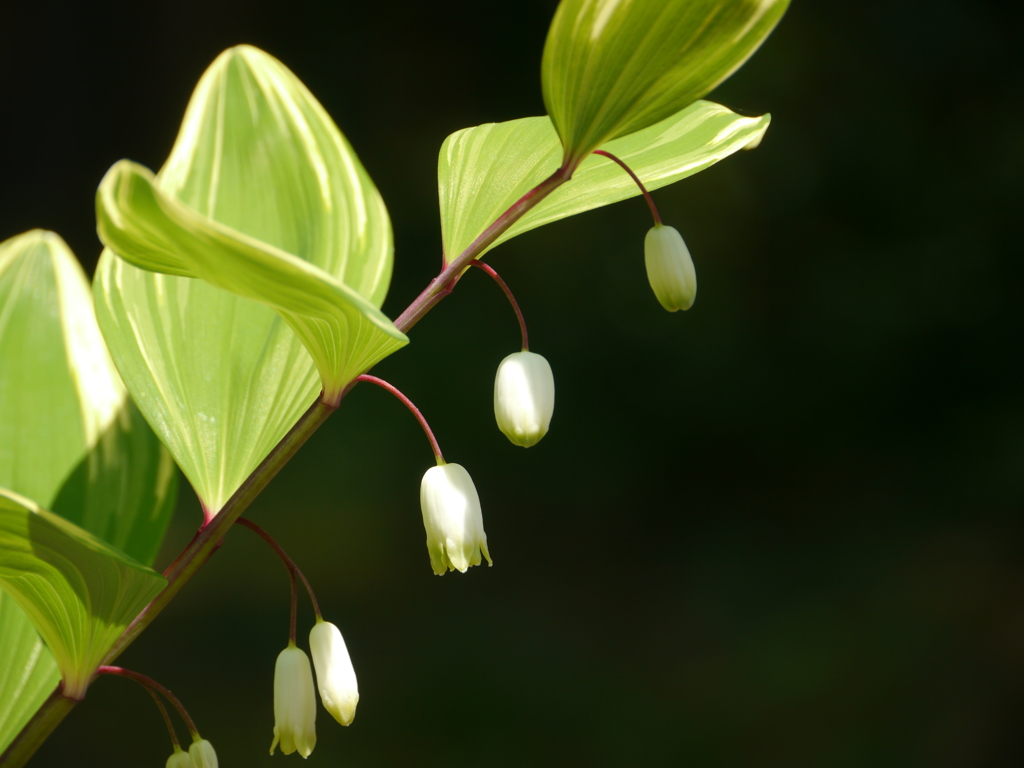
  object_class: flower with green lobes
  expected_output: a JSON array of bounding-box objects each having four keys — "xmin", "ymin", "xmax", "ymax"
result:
[
  {"xmin": 271, "ymin": 644, "xmax": 317, "ymax": 758},
  {"xmin": 644, "ymin": 225, "xmax": 697, "ymax": 312},
  {"xmin": 309, "ymin": 620, "xmax": 359, "ymax": 726},
  {"xmin": 542, "ymin": 0, "xmax": 790, "ymax": 168},
  {"xmin": 166, "ymin": 748, "xmax": 194, "ymax": 768},
  {"xmin": 494, "ymin": 351, "xmax": 555, "ymax": 447},
  {"xmin": 189, "ymin": 739, "xmax": 218, "ymax": 768},
  {"xmin": 420, "ymin": 463, "xmax": 492, "ymax": 575}
]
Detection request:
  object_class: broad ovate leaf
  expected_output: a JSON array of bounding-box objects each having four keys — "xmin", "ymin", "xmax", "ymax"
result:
[
  {"xmin": 0, "ymin": 489, "xmax": 166, "ymax": 699},
  {"xmin": 0, "ymin": 230, "xmax": 176, "ymax": 562},
  {"xmin": 542, "ymin": 0, "xmax": 789, "ymax": 166},
  {"xmin": 97, "ymin": 161, "xmax": 408, "ymax": 398},
  {"xmin": 0, "ymin": 230, "xmax": 176, "ymax": 749},
  {"xmin": 439, "ymin": 100, "xmax": 768, "ymax": 261},
  {"xmin": 94, "ymin": 45, "xmax": 407, "ymax": 513},
  {"xmin": 0, "ymin": 592, "xmax": 59, "ymax": 753}
]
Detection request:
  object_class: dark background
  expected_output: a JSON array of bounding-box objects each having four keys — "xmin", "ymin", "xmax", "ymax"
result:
[{"xmin": 3, "ymin": 1, "xmax": 1024, "ymax": 766}]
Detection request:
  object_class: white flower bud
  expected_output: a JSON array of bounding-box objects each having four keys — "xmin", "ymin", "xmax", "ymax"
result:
[
  {"xmin": 270, "ymin": 644, "xmax": 317, "ymax": 758},
  {"xmin": 494, "ymin": 351, "xmax": 555, "ymax": 447},
  {"xmin": 188, "ymin": 739, "xmax": 218, "ymax": 768},
  {"xmin": 166, "ymin": 748, "xmax": 194, "ymax": 768},
  {"xmin": 420, "ymin": 463, "xmax": 492, "ymax": 575},
  {"xmin": 309, "ymin": 620, "xmax": 359, "ymax": 726},
  {"xmin": 644, "ymin": 224, "xmax": 697, "ymax": 311}
]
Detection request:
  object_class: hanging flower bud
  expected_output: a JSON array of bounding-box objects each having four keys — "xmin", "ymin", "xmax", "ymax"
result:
[
  {"xmin": 270, "ymin": 644, "xmax": 317, "ymax": 758},
  {"xmin": 644, "ymin": 225, "xmax": 697, "ymax": 312},
  {"xmin": 309, "ymin": 620, "xmax": 359, "ymax": 726},
  {"xmin": 420, "ymin": 463, "xmax": 492, "ymax": 575},
  {"xmin": 189, "ymin": 739, "xmax": 218, "ymax": 768},
  {"xmin": 166, "ymin": 748, "xmax": 193, "ymax": 768},
  {"xmin": 494, "ymin": 351, "xmax": 555, "ymax": 447}
]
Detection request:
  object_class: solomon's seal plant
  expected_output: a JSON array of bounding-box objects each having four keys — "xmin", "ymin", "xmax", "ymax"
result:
[{"xmin": 0, "ymin": 0, "xmax": 789, "ymax": 764}]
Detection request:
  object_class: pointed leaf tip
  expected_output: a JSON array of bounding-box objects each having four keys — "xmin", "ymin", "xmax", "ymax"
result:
[{"xmin": 541, "ymin": 0, "xmax": 789, "ymax": 166}]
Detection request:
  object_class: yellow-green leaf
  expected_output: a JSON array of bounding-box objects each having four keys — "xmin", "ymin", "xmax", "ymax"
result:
[
  {"xmin": 439, "ymin": 101, "xmax": 768, "ymax": 262},
  {"xmin": 97, "ymin": 160, "xmax": 407, "ymax": 399},
  {"xmin": 94, "ymin": 46, "xmax": 408, "ymax": 512},
  {"xmin": 0, "ymin": 489, "xmax": 166, "ymax": 700},
  {"xmin": 0, "ymin": 592, "xmax": 59, "ymax": 753},
  {"xmin": 0, "ymin": 230, "xmax": 177, "ymax": 750},
  {"xmin": 542, "ymin": 0, "xmax": 789, "ymax": 167}
]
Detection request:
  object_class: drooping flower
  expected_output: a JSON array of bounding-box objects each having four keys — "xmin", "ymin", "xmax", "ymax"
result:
[
  {"xmin": 309, "ymin": 620, "xmax": 359, "ymax": 726},
  {"xmin": 644, "ymin": 225, "xmax": 697, "ymax": 312},
  {"xmin": 494, "ymin": 351, "xmax": 555, "ymax": 447},
  {"xmin": 189, "ymin": 739, "xmax": 218, "ymax": 768},
  {"xmin": 270, "ymin": 644, "xmax": 317, "ymax": 758},
  {"xmin": 166, "ymin": 747, "xmax": 194, "ymax": 768},
  {"xmin": 420, "ymin": 463, "xmax": 492, "ymax": 575}
]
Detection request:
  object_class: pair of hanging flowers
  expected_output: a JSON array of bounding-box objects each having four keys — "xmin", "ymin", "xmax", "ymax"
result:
[{"xmin": 271, "ymin": 620, "xmax": 357, "ymax": 758}]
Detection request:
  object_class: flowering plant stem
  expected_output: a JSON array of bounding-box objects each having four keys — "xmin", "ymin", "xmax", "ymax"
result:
[
  {"xmin": 235, "ymin": 517, "xmax": 323, "ymax": 639},
  {"xmin": 146, "ymin": 687, "xmax": 182, "ymax": 749},
  {"xmin": 1, "ymin": 159, "xmax": 575, "ymax": 768},
  {"xmin": 95, "ymin": 666, "xmax": 199, "ymax": 740},
  {"xmin": 355, "ymin": 375, "xmax": 446, "ymax": 463},
  {"xmin": 470, "ymin": 260, "xmax": 530, "ymax": 351},
  {"xmin": 592, "ymin": 150, "xmax": 662, "ymax": 225}
]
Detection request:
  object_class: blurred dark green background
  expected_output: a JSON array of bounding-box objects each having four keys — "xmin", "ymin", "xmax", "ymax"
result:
[{"xmin": 3, "ymin": 1, "xmax": 1023, "ymax": 765}]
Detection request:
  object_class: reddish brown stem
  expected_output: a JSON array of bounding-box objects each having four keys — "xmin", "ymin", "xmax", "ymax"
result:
[
  {"xmin": 355, "ymin": 375, "xmax": 445, "ymax": 462},
  {"xmin": 470, "ymin": 260, "xmax": 529, "ymax": 351},
  {"xmin": 96, "ymin": 666, "xmax": 199, "ymax": 739},
  {"xmin": 235, "ymin": 517, "xmax": 322, "ymax": 626},
  {"xmin": 592, "ymin": 150, "xmax": 662, "ymax": 226}
]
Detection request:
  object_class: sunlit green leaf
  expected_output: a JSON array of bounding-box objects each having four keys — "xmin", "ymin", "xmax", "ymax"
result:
[
  {"xmin": 439, "ymin": 100, "xmax": 768, "ymax": 262},
  {"xmin": 0, "ymin": 230, "xmax": 177, "ymax": 563},
  {"xmin": 0, "ymin": 592, "xmax": 59, "ymax": 754},
  {"xmin": 542, "ymin": 0, "xmax": 788, "ymax": 166},
  {"xmin": 94, "ymin": 45, "xmax": 408, "ymax": 513},
  {"xmin": 0, "ymin": 230, "xmax": 177, "ymax": 749},
  {"xmin": 0, "ymin": 489, "xmax": 166, "ymax": 700},
  {"xmin": 97, "ymin": 160, "xmax": 407, "ymax": 399}
]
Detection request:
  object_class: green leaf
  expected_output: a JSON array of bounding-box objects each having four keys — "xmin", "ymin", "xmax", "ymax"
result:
[
  {"xmin": 97, "ymin": 161, "xmax": 407, "ymax": 399},
  {"xmin": 0, "ymin": 592, "xmax": 59, "ymax": 754},
  {"xmin": 0, "ymin": 489, "xmax": 166, "ymax": 699},
  {"xmin": 438, "ymin": 100, "xmax": 768, "ymax": 262},
  {"xmin": 0, "ymin": 230, "xmax": 177, "ymax": 749},
  {"xmin": 0, "ymin": 230, "xmax": 177, "ymax": 564},
  {"xmin": 541, "ymin": 0, "xmax": 789, "ymax": 166},
  {"xmin": 94, "ymin": 45, "xmax": 408, "ymax": 512}
]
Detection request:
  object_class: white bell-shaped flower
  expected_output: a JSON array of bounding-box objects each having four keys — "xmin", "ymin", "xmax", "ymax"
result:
[
  {"xmin": 494, "ymin": 351, "xmax": 555, "ymax": 447},
  {"xmin": 270, "ymin": 644, "xmax": 317, "ymax": 758},
  {"xmin": 644, "ymin": 224, "xmax": 697, "ymax": 311},
  {"xmin": 309, "ymin": 620, "xmax": 359, "ymax": 726},
  {"xmin": 189, "ymin": 738, "xmax": 218, "ymax": 768},
  {"xmin": 420, "ymin": 463, "xmax": 492, "ymax": 575},
  {"xmin": 166, "ymin": 748, "xmax": 194, "ymax": 768}
]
